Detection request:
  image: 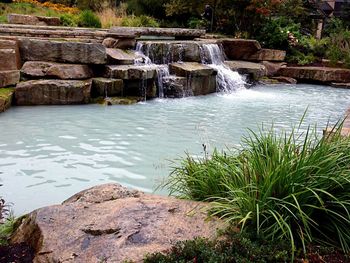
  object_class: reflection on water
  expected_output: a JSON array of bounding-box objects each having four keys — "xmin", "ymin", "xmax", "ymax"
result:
[{"xmin": 1, "ymin": 84, "xmax": 350, "ymax": 214}]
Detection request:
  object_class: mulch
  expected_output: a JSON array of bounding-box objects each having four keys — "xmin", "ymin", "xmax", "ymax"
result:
[{"xmin": 0, "ymin": 243, "xmax": 34, "ymax": 263}]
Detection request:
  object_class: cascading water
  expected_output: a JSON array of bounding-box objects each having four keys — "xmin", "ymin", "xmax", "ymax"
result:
[{"xmin": 200, "ymin": 43, "xmax": 246, "ymax": 93}]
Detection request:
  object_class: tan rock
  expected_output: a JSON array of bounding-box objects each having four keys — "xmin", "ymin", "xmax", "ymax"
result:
[
  {"xmin": 225, "ymin": 60, "xmax": 266, "ymax": 80},
  {"xmin": 19, "ymin": 39, "xmax": 107, "ymax": 64},
  {"xmin": 15, "ymin": 79, "xmax": 91, "ymax": 105},
  {"xmin": 0, "ymin": 49, "xmax": 20, "ymax": 71},
  {"xmin": 262, "ymin": 61, "xmax": 286, "ymax": 77},
  {"xmin": 331, "ymin": 82, "xmax": 350, "ymax": 89},
  {"xmin": 0, "ymin": 70, "xmax": 20, "ymax": 87},
  {"xmin": 104, "ymin": 97, "xmax": 142, "ymax": 105},
  {"xmin": 104, "ymin": 65, "xmax": 158, "ymax": 80},
  {"xmin": 271, "ymin": 76, "xmax": 297, "ymax": 84},
  {"xmin": 278, "ymin": 66, "xmax": 350, "ymax": 83},
  {"xmin": 11, "ymin": 183, "xmax": 223, "ymax": 263},
  {"xmin": 102, "ymin": 37, "xmax": 136, "ymax": 49},
  {"xmin": 106, "ymin": 48, "xmax": 136, "ymax": 65},
  {"xmin": 169, "ymin": 62, "xmax": 216, "ymax": 77},
  {"xmin": 7, "ymin": 14, "xmax": 60, "ymax": 26},
  {"xmin": 21, "ymin": 61, "xmax": 93, "ymax": 80},
  {"xmin": 221, "ymin": 39, "xmax": 261, "ymax": 60},
  {"xmin": 91, "ymin": 78, "xmax": 123, "ymax": 97},
  {"xmin": 243, "ymin": 49, "xmax": 286, "ymax": 62},
  {"xmin": 0, "ymin": 87, "xmax": 14, "ymax": 113}
]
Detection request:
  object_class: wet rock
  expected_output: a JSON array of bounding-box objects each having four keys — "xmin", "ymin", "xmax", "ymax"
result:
[
  {"xmin": 0, "ymin": 70, "xmax": 20, "ymax": 87},
  {"xmin": 221, "ymin": 39, "xmax": 261, "ymax": 60},
  {"xmin": 0, "ymin": 87, "xmax": 14, "ymax": 113},
  {"xmin": 15, "ymin": 79, "xmax": 91, "ymax": 105},
  {"xmin": 271, "ymin": 76, "xmax": 297, "ymax": 84},
  {"xmin": 225, "ymin": 60, "xmax": 266, "ymax": 80},
  {"xmin": 21, "ymin": 61, "xmax": 93, "ymax": 80},
  {"xmin": 331, "ymin": 82, "xmax": 350, "ymax": 89},
  {"xmin": 8, "ymin": 14, "xmax": 61, "ymax": 26},
  {"xmin": 278, "ymin": 66, "xmax": 350, "ymax": 83},
  {"xmin": 19, "ymin": 39, "xmax": 107, "ymax": 64},
  {"xmin": 91, "ymin": 78, "xmax": 123, "ymax": 97},
  {"xmin": 169, "ymin": 62, "xmax": 216, "ymax": 77},
  {"xmin": 104, "ymin": 97, "xmax": 143, "ymax": 105},
  {"xmin": 163, "ymin": 76, "xmax": 189, "ymax": 98},
  {"xmin": 242, "ymin": 49, "xmax": 286, "ymax": 62},
  {"xmin": 262, "ymin": 61, "xmax": 286, "ymax": 77},
  {"xmin": 106, "ymin": 49, "xmax": 137, "ymax": 65},
  {"xmin": 104, "ymin": 65, "xmax": 158, "ymax": 80},
  {"xmin": 10, "ymin": 183, "xmax": 223, "ymax": 263},
  {"xmin": 102, "ymin": 37, "xmax": 136, "ymax": 49}
]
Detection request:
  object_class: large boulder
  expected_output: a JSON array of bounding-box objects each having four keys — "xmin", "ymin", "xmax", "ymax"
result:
[
  {"xmin": 10, "ymin": 183, "xmax": 223, "ymax": 263},
  {"xmin": 262, "ymin": 61, "xmax": 286, "ymax": 77},
  {"xmin": 104, "ymin": 65, "xmax": 158, "ymax": 80},
  {"xmin": 221, "ymin": 39, "xmax": 261, "ymax": 60},
  {"xmin": 0, "ymin": 39, "xmax": 21, "ymax": 71},
  {"xmin": 0, "ymin": 70, "xmax": 20, "ymax": 87},
  {"xmin": 19, "ymin": 39, "xmax": 107, "ymax": 64},
  {"xmin": 278, "ymin": 66, "xmax": 350, "ymax": 83},
  {"xmin": 225, "ymin": 60, "xmax": 266, "ymax": 80},
  {"xmin": 91, "ymin": 78, "xmax": 123, "ymax": 97},
  {"xmin": 15, "ymin": 79, "xmax": 91, "ymax": 105},
  {"xmin": 7, "ymin": 14, "xmax": 61, "ymax": 26},
  {"xmin": 242, "ymin": 49, "xmax": 286, "ymax": 62},
  {"xmin": 0, "ymin": 87, "xmax": 14, "ymax": 113},
  {"xmin": 169, "ymin": 62, "xmax": 216, "ymax": 77},
  {"xmin": 21, "ymin": 61, "xmax": 93, "ymax": 80}
]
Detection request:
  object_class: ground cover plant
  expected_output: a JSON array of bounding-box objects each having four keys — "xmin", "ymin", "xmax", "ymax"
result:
[{"xmin": 164, "ymin": 120, "xmax": 350, "ymax": 259}]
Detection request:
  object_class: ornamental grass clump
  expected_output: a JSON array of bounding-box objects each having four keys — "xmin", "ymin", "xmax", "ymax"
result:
[{"xmin": 165, "ymin": 123, "xmax": 350, "ymax": 256}]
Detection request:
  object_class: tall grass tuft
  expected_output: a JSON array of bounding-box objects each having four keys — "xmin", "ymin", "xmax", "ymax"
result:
[{"xmin": 164, "ymin": 122, "xmax": 350, "ymax": 256}]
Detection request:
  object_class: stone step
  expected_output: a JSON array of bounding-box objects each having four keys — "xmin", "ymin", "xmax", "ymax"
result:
[
  {"xmin": 104, "ymin": 65, "xmax": 158, "ymax": 80},
  {"xmin": 19, "ymin": 39, "xmax": 107, "ymax": 64},
  {"xmin": 8, "ymin": 14, "xmax": 61, "ymax": 26},
  {"xmin": 91, "ymin": 78, "xmax": 123, "ymax": 97},
  {"xmin": 106, "ymin": 49, "xmax": 137, "ymax": 65},
  {"xmin": 278, "ymin": 66, "xmax": 350, "ymax": 83},
  {"xmin": 0, "ymin": 39, "xmax": 21, "ymax": 71},
  {"xmin": 0, "ymin": 70, "xmax": 20, "ymax": 87},
  {"xmin": 0, "ymin": 87, "xmax": 14, "ymax": 113},
  {"xmin": 15, "ymin": 79, "xmax": 91, "ymax": 105},
  {"xmin": 110, "ymin": 27, "xmax": 205, "ymax": 39},
  {"xmin": 224, "ymin": 60, "xmax": 267, "ymax": 80},
  {"xmin": 21, "ymin": 61, "xmax": 93, "ymax": 80},
  {"xmin": 241, "ymin": 48, "xmax": 286, "ymax": 62},
  {"xmin": 169, "ymin": 62, "xmax": 216, "ymax": 77}
]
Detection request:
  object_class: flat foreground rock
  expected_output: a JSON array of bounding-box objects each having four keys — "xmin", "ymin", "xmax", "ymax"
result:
[
  {"xmin": 21, "ymin": 61, "xmax": 93, "ymax": 80},
  {"xmin": 19, "ymin": 39, "xmax": 107, "ymax": 64},
  {"xmin": 15, "ymin": 79, "xmax": 91, "ymax": 105},
  {"xmin": 11, "ymin": 184, "xmax": 223, "ymax": 263},
  {"xmin": 278, "ymin": 66, "xmax": 350, "ymax": 83}
]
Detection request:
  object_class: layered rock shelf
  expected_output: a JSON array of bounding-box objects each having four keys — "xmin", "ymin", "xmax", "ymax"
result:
[{"xmin": 10, "ymin": 184, "xmax": 224, "ymax": 263}]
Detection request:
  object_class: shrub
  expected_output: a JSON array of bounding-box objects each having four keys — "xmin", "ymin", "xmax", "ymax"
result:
[
  {"xmin": 188, "ymin": 17, "xmax": 206, "ymax": 29},
  {"xmin": 164, "ymin": 121, "xmax": 350, "ymax": 257},
  {"xmin": 60, "ymin": 13, "xmax": 77, "ymax": 27},
  {"xmin": 327, "ymin": 30, "xmax": 350, "ymax": 68},
  {"xmin": 77, "ymin": 9, "xmax": 101, "ymax": 28},
  {"xmin": 121, "ymin": 15, "xmax": 159, "ymax": 27}
]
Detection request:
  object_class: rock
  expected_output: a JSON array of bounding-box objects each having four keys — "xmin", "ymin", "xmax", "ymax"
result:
[
  {"xmin": 0, "ymin": 39, "xmax": 21, "ymax": 70},
  {"xmin": 106, "ymin": 49, "xmax": 136, "ymax": 65},
  {"xmin": 331, "ymin": 82, "xmax": 350, "ymax": 89},
  {"xmin": 278, "ymin": 66, "xmax": 350, "ymax": 83},
  {"xmin": 104, "ymin": 65, "xmax": 158, "ymax": 80},
  {"xmin": 169, "ymin": 62, "xmax": 216, "ymax": 77},
  {"xmin": 221, "ymin": 39, "xmax": 261, "ymax": 60},
  {"xmin": 15, "ymin": 79, "xmax": 91, "ymax": 105},
  {"xmin": 242, "ymin": 49, "xmax": 286, "ymax": 62},
  {"xmin": 0, "ymin": 88, "xmax": 14, "ymax": 113},
  {"xmin": 19, "ymin": 39, "xmax": 107, "ymax": 64},
  {"xmin": 225, "ymin": 60, "xmax": 266, "ymax": 80},
  {"xmin": 104, "ymin": 97, "xmax": 143, "ymax": 105},
  {"xmin": 10, "ymin": 183, "xmax": 223, "ymax": 263},
  {"xmin": 137, "ymin": 41, "xmax": 202, "ymax": 63},
  {"xmin": 262, "ymin": 61, "xmax": 286, "ymax": 77},
  {"xmin": 162, "ymin": 76, "xmax": 189, "ymax": 98},
  {"xmin": 102, "ymin": 37, "xmax": 136, "ymax": 49},
  {"xmin": 21, "ymin": 61, "xmax": 93, "ymax": 80},
  {"xmin": 0, "ymin": 70, "xmax": 20, "ymax": 87},
  {"xmin": 323, "ymin": 127, "xmax": 350, "ymax": 138},
  {"xmin": 7, "ymin": 14, "xmax": 61, "ymax": 26},
  {"xmin": 91, "ymin": 78, "xmax": 123, "ymax": 97},
  {"xmin": 110, "ymin": 27, "xmax": 205, "ymax": 39},
  {"xmin": 271, "ymin": 76, "xmax": 297, "ymax": 84}
]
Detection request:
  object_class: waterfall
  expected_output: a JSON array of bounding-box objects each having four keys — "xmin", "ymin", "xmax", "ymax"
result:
[{"xmin": 200, "ymin": 43, "xmax": 246, "ymax": 93}]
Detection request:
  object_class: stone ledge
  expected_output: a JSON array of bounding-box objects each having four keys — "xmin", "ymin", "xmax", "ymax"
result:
[
  {"xmin": 224, "ymin": 60, "xmax": 266, "ymax": 80},
  {"xmin": 0, "ymin": 70, "xmax": 20, "ymax": 87}
]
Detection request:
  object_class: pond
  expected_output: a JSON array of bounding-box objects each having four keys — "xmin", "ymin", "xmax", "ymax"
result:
[{"xmin": 1, "ymin": 83, "xmax": 350, "ymax": 215}]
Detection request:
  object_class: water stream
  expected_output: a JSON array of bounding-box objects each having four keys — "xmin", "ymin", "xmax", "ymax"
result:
[{"xmin": 1, "ymin": 84, "xmax": 350, "ymax": 214}]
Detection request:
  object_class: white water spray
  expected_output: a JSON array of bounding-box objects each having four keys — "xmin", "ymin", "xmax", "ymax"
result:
[{"xmin": 200, "ymin": 44, "xmax": 246, "ymax": 93}]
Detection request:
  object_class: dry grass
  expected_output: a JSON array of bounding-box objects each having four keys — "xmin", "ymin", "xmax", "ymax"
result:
[{"xmin": 96, "ymin": 3, "xmax": 127, "ymax": 28}]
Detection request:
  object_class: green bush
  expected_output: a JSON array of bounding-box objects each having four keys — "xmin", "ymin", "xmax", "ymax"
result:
[
  {"xmin": 327, "ymin": 30, "xmax": 350, "ymax": 68},
  {"xmin": 188, "ymin": 17, "xmax": 206, "ymax": 29},
  {"xmin": 60, "ymin": 13, "xmax": 77, "ymax": 27},
  {"xmin": 77, "ymin": 10, "xmax": 101, "ymax": 28},
  {"xmin": 121, "ymin": 15, "xmax": 159, "ymax": 27},
  {"xmin": 164, "ymin": 121, "xmax": 350, "ymax": 257}
]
